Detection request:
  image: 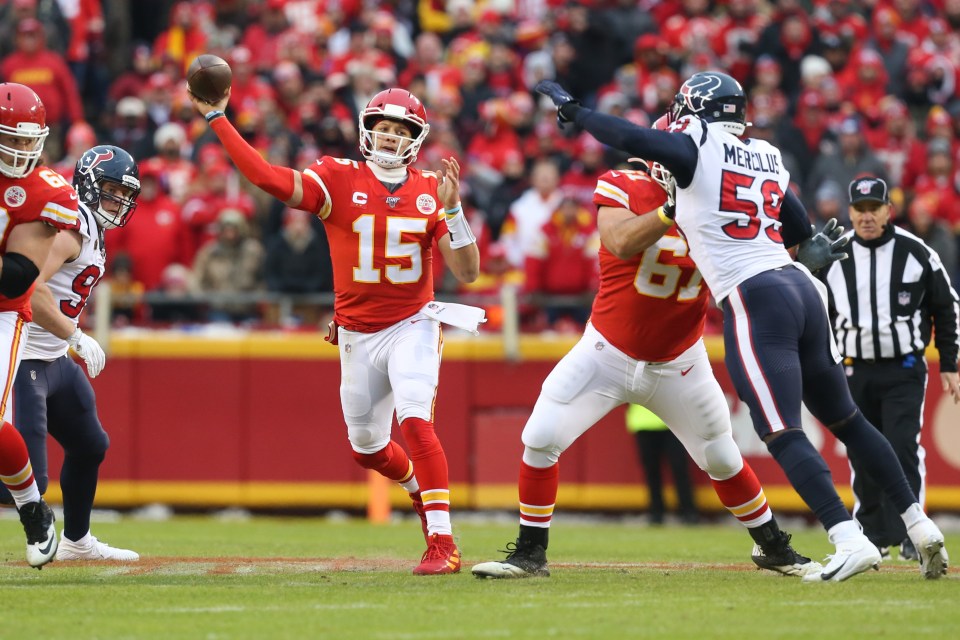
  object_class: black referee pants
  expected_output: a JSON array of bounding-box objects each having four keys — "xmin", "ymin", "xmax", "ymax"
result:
[{"xmin": 844, "ymin": 354, "xmax": 927, "ymax": 548}]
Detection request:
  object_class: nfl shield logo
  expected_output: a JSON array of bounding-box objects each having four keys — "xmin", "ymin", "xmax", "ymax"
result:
[
  {"xmin": 857, "ymin": 180, "xmax": 877, "ymax": 195},
  {"xmin": 898, "ymin": 291, "xmax": 911, "ymax": 305},
  {"xmin": 386, "ymin": 196, "xmax": 400, "ymax": 208}
]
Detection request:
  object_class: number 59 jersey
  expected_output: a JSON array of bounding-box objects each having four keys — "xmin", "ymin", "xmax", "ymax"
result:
[
  {"xmin": 0, "ymin": 167, "xmax": 80, "ymax": 318},
  {"xmin": 591, "ymin": 169, "xmax": 708, "ymax": 362},
  {"xmin": 299, "ymin": 157, "xmax": 449, "ymax": 333},
  {"xmin": 671, "ymin": 116, "xmax": 793, "ymax": 303},
  {"xmin": 22, "ymin": 204, "xmax": 103, "ymax": 360}
]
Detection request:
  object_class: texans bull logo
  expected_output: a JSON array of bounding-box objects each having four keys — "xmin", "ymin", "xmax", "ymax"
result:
[
  {"xmin": 79, "ymin": 148, "xmax": 115, "ymax": 176},
  {"xmin": 678, "ymin": 74, "xmax": 723, "ymax": 113}
]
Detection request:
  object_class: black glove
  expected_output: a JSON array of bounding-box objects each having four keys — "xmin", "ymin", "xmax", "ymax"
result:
[
  {"xmin": 796, "ymin": 218, "xmax": 849, "ymax": 273},
  {"xmin": 534, "ymin": 80, "xmax": 581, "ymax": 124}
]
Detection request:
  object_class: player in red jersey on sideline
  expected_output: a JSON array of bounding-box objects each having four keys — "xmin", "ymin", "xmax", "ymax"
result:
[
  {"xmin": 192, "ymin": 87, "xmax": 480, "ymax": 575},
  {"xmin": 0, "ymin": 82, "xmax": 80, "ymax": 568},
  {"xmin": 472, "ymin": 149, "xmax": 819, "ymax": 579}
]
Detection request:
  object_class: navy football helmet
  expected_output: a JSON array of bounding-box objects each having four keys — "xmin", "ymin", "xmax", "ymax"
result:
[
  {"xmin": 671, "ymin": 71, "xmax": 748, "ymax": 136},
  {"xmin": 73, "ymin": 145, "xmax": 140, "ymax": 229}
]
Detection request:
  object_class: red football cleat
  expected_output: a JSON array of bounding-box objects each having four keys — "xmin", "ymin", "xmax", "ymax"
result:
[{"xmin": 413, "ymin": 534, "xmax": 461, "ymax": 575}]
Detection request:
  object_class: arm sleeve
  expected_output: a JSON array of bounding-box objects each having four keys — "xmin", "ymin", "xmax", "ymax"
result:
[
  {"xmin": 572, "ymin": 108, "xmax": 699, "ymax": 187},
  {"xmin": 927, "ymin": 254, "xmax": 960, "ymax": 372},
  {"xmin": 779, "ymin": 188, "xmax": 813, "ymax": 249},
  {"xmin": 209, "ymin": 117, "xmax": 296, "ymax": 203}
]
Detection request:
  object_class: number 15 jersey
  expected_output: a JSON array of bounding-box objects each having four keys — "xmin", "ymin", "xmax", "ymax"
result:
[
  {"xmin": 298, "ymin": 157, "xmax": 450, "ymax": 333},
  {"xmin": 671, "ymin": 116, "xmax": 793, "ymax": 303}
]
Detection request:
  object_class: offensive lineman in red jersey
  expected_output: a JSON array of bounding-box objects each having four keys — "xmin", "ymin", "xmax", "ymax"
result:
[
  {"xmin": 192, "ymin": 88, "xmax": 480, "ymax": 575},
  {"xmin": 473, "ymin": 152, "xmax": 818, "ymax": 579},
  {"xmin": 0, "ymin": 83, "xmax": 80, "ymax": 568}
]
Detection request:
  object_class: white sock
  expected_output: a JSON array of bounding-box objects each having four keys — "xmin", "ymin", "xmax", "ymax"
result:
[
  {"xmin": 401, "ymin": 477, "xmax": 419, "ymax": 494},
  {"xmin": 900, "ymin": 503, "xmax": 925, "ymax": 529},
  {"xmin": 64, "ymin": 531, "xmax": 92, "ymax": 545},
  {"xmin": 7, "ymin": 484, "xmax": 41, "ymax": 509},
  {"xmin": 827, "ymin": 519, "xmax": 862, "ymax": 544},
  {"xmin": 426, "ymin": 510, "xmax": 452, "ymax": 536}
]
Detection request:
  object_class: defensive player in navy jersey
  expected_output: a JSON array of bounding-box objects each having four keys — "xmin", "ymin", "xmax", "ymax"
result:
[{"xmin": 536, "ymin": 72, "xmax": 948, "ymax": 582}]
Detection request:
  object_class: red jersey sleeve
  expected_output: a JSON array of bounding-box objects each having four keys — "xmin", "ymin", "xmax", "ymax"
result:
[{"xmin": 593, "ymin": 169, "xmax": 666, "ymax": 214}]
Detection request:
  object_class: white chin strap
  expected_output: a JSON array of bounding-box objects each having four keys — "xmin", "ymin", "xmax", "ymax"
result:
[
  {"xmin": 94, "ymin": 205, "xmax": 120, "ymax": 229},
  {"xmin": 369, "ymin": 150, "xmax": 406, "ymax": 169},
  {"xmin": 0, "ymin": 154, "xmax": 40, "ymax": 178}
]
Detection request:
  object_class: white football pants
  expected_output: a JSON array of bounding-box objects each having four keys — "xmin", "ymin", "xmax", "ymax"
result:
[
  {"xmin": 338, "ymin": 313, "xmax": 442, "ymax": 454},
  {"xmin": 521, "ymin": 323, "xmax": 744, "ymax": 480}
]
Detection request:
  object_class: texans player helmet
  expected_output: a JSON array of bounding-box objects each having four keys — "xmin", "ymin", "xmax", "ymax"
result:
[
  {"xmin": 74, "ymin": 145, "xmax": 141, "ymax": 229},
  {"xmin": 0, "ymin": 82, "xmax": 49, "ymax": 178},
  {"xmin": 671, "ymin": 71, "xmax": 748, "ymax": 136},
  {"xmin": 358, "ymin": 88, "xmax": 430, "ymax": 169}
]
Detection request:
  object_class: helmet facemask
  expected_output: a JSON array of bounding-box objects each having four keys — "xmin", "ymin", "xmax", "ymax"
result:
[
  {"xmin": 359, "ymin": 114, "xmax": 429, "ymax": 169},
  {"xmin": 0, "ymin": 124, "xmax": 48, "ymax": 178},
  {"xmin": 91, "ymin": 177, "xmax": 140, "ymax": 229}
]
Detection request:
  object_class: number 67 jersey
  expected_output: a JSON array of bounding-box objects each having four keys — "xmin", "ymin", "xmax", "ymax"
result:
[
  {"xmin": 0, "ymin": 167, "xmax": 80, "ymax": 320},
  {"xmin": 591, "ymin": 169, "xmax": 708, "ymax": 362}
]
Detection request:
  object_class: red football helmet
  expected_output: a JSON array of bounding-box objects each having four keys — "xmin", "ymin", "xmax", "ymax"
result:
[
  {"xmin": 0, "ymin": 82, "xmax": 49, "ymax": 178},
  {"xmin": 628, "ymin": 114, "xmax": 674, "ymax": 195},
  {"xmin": 358, "ymin": 88, "xmax": 430, "ymax": 169}
]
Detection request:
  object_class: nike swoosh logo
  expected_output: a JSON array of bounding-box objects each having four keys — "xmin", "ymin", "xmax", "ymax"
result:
[
  {"xmin": 680, "ymin": 366, "xmax": 694, "ymax": 376},
  {"xmin": 819, "ymin": 557, "xmax": 847, "ymax": 581},
  {"xmin": 69, "ymin": 193, "xmax": 78, "ymax": 200},
  {"xmin": 37, "ymin": 534, "xmax": 55, "ymax": 556}
]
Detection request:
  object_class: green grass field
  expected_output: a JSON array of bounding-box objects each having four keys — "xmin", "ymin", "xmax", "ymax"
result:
[{"xmin": 2, "ymin": 513, "xmax": 957, "ymax": 639}]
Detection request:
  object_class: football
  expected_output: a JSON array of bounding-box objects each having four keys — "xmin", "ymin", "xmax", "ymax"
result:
[{"xmin": 186, "ymin": 54, "xmax": 232, "ymax": 105}]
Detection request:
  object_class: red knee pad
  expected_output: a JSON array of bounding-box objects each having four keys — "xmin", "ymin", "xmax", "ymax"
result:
[{"xmin": 351, "ymin": 441, "xmax": 413, "ymax": 483}]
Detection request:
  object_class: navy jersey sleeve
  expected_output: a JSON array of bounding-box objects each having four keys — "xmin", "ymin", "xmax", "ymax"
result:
[
  {"xmin": 574, "ymin": 109, "xmax": 699, "ymax": 187},
  {"xmin": 780, "ymin": 188, "xmax": 813, "ymax": 249}
]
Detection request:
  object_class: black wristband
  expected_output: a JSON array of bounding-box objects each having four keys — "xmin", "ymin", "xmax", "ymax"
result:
[{"xmin": 205, "ymin": 110, "xmax": 225, "ymax": 123}]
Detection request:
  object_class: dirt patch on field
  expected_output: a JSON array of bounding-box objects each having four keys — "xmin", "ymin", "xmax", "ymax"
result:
[
  {"xmin": 49, "ymin": 556, "xmax": 414, "ymax": 575},
  {"xmin": 2, "ymin": 556, "xmax": 926, "ymax": 575}
]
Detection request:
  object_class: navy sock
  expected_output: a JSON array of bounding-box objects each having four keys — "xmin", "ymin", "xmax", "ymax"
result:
[
  {"xmin": 767, "ymin": 429, "xmax": 850, "ymax": 531},
  {"xmin": 832, "ymin": 412, "xmax": 917, "ymax": 513}
]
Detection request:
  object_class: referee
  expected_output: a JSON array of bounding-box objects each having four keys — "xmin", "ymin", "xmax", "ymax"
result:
[{"xmin": 820, "ymin": 175, "xmax": 960, "ymax": 562}]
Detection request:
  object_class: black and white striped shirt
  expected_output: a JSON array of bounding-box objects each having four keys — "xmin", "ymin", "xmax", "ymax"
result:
[{"xmin": 820, "ymin": 225, "xmax": 960, "ymax": 371}]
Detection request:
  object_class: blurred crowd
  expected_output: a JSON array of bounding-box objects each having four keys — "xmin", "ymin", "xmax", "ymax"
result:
[{"xmin": 3, "ymin": 0, "xmax": 960, "ymax": 331}]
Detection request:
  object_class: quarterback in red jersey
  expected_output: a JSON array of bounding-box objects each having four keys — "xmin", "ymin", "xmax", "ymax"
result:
[
  {"xmin": 192, "ymin": 87, "xmax": 479, "ymax": 575},
  {"xmin": 0, "ymin": 82, "xmax": 80, "ymax": 569},
  {"xmin": 473, "ymin": 157, "xmax": 818, "ymax": 579}
]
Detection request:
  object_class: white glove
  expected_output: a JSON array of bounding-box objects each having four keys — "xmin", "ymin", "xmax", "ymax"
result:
[{"xmin": 67, "ymin": 328, "xmax": 106, "ymax": 378}]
